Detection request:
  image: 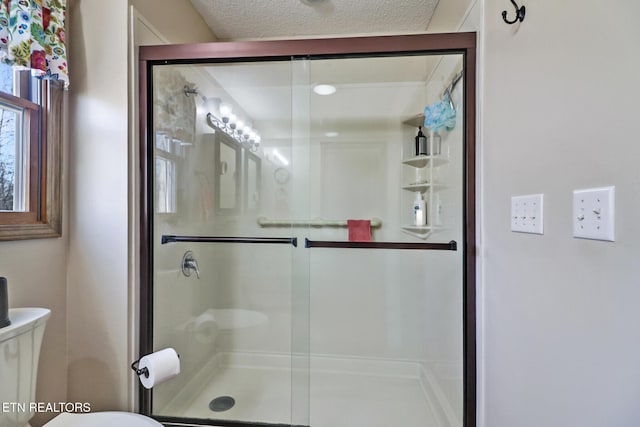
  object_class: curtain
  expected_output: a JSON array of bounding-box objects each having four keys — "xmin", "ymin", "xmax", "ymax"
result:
[{"xmin": 0, "ymin": 0, "xmax": 68, "ymax": 88}]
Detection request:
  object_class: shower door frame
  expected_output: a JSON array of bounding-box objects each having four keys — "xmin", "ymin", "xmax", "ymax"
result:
[{"xmin": 139, "ymin": 32, "xmax": 477, "ymax": 427}]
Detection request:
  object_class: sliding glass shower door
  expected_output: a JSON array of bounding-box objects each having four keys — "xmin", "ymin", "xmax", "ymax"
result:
[
  {"xmin": 299, "ymin": 53, "xmax": 467, "ymax": 427},
  {"xmin": 146, "ymin": 59, "xmax": 310, "ymax": 426},
  {"xmin": 140, "ymin": 33, "xmax": 476, "ymax": 427}
]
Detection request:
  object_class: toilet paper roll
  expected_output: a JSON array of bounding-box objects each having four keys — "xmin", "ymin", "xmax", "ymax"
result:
[{"xmin": 137, "ymin": 348, "xmax": 180, "ymax": 389}]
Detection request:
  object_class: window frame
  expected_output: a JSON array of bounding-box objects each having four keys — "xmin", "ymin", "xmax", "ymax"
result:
[{"xmin": 0, "ymin": 76, "xmax": 63, "ymax": 240}]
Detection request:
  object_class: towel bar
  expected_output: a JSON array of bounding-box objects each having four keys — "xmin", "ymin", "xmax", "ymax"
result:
[
  {"xmin": 161, "ymin": 235, "xmax": 298, "ymax": 247},
  {"xmin": 305, "ymin": 239, "xmax": 457, "ymax": 251}
]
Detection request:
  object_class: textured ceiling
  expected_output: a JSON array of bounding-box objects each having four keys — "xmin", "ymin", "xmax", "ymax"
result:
[{"xmin": 189, "ymin": 0, "xmax": 440, "ymax": 40}]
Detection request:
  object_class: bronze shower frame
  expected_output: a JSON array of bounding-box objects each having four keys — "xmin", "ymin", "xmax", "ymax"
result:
[{"xmin": 139, "ymin": 32, "xmax": 477, "ymax": 427}]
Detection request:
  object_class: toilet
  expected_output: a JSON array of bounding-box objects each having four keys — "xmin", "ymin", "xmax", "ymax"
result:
[
  {"xmin": 43, "ymin": 411, "xmax": 162, "ymax": 426},
  {"xmin": 0, "ymin": 308, "xmax": 162, "ymax": 427}
]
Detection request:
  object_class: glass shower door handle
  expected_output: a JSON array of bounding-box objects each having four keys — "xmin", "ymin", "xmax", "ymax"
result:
[
  {"xmin": 304, "ymin": 238, "xmax": 457, "ymax": 250},
  {"xmin": 162, "ymin": 235, "xmax": 298, "ymax": 247}
]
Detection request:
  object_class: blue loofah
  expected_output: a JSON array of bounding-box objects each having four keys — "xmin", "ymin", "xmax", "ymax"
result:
[{"xmin": 424, "ymin": 95, "xmax": 456, "ymax": 132}]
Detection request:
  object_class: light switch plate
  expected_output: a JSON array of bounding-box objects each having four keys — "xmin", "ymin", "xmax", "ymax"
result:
[
  {"xmin": 572, "ymin": 186, "xmax": 615, "ymax": 241},
  {"xmin": 511, "ymin": 194, "xmax": 544, "ymax": 234}
]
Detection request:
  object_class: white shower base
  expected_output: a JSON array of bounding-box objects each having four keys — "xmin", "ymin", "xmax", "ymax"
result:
[{"xmin": 159, "ymin": 353, "xmax": 454, "ymax": 427}]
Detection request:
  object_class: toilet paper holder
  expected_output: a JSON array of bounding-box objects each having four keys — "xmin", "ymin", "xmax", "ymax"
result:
[
  {"xmin": 131, "ymin": 349, "xmax": 181, "ymax": 379},
  {"xmin": 130, "ymin": 359, "xmax": 149, "ymax": 378}
]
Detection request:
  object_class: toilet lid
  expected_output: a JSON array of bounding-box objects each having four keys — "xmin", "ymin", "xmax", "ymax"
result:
[{"xmin": 44, "ymin": 411, "xmax": 163, "ymax": 427}]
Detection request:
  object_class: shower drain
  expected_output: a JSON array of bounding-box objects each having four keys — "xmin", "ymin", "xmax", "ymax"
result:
[{"xmin": 209, "ymin": 396, "xmax": 236, "ymax": 412}]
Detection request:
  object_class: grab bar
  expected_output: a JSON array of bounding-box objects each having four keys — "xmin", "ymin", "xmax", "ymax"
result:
[
  {"xmin": 257, "ymin": 217, "xmax": 382, "ymax": 228},
  {"xmin": 304, "ymin": 239, "xmax": 457, "ymax": 251},
  {"xmin": 161, "ymin": 235, "xmax": 298, "ymax": 247}
]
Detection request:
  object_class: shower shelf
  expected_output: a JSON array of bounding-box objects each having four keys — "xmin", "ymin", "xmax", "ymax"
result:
[
  {"xmin": 401, "ymin": 127, "xmax": 449, "ymax": 240},
  {"xmin": 400, "ymin": 225, "xmax": 440, "ymax": 239},
  {"xmin": 402, "ymin": 182, "xmax": 445, "ymax": 193},
  {"xmin": 402, "ymin": 155, "xmax": 448, "ymax": 168}
]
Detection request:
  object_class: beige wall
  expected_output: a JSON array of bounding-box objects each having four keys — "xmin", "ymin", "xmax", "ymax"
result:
[
  {"xmin": 0, "ymin": 237, "xmax": 69, "ymax": 426},
  {"xmin": 66, "ymin": 0, "xmax": 131, "ymax": 411},
  {"xmin": 479, "ymin": 1, "xmax": 640, "ymax": 426},
  {"xmin": 62, "ymin": 0, "xmax": 216, "ymax": 417},
  {"xmin": 130, "ymin": 0, "xmax": 215, "ymax": 43},
  {"xmin": 0, "ymin": 25, "xmax": 71, "ymax": 427}
]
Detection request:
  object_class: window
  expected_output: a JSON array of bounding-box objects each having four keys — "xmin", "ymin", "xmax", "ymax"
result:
[
  {"xmin": 154, "ymin": 131, "xmax": 186, "ymax": 215},
  {"xmin": 0, "ymin": 63, "xmax": 62, "ymax": 240}
]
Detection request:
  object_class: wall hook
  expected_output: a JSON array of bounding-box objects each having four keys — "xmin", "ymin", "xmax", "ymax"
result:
[{"xmin": 502, "ymin": 0, "xmax": 525, "ymax": 24}]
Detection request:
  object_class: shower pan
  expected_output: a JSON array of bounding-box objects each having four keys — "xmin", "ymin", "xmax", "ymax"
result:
[{"xmin": 139, "ymin": 33, "xmax": 476, "ymax": 427}]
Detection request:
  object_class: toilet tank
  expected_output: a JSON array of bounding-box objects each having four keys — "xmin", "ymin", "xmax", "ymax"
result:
[{"xmin": 0, "ymin": 308, "xmax": 51, "ymax": 427}]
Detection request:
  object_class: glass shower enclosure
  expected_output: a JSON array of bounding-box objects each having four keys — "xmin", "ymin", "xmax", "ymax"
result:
[{"xmin": 139, "ymin": 33, "xmax": 476, "ymax": 427}]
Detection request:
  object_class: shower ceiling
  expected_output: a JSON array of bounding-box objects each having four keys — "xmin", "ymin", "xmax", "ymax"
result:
[
  {"xmin": 201, "ymin": 55, "xmax": 446, "ymax": 140},
  {"xmin": 188, "ymin": 0, "xmax": 470, "ymax": 140},
  {"xmin": 189, "ymin": 0, "xmax": 441, "ymax": 40}
]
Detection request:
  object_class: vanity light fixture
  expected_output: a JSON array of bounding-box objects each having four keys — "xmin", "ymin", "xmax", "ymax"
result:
[
  {"xmin": 206, "ymin": 100, "xmax": 261, "ymax": 152},
  {"xmin": 313, "ymin": 84, "xmax": 337, "ymax": 95},
  {"xmin": 219, "ymin": 103, "xmax": 232, "ymax": 123}
]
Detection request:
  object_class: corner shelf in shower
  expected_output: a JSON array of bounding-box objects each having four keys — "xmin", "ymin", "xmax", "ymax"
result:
[
  {"xmin": 401, "ymin": 131, "xmax": 449, "ymax": 240},
  {"xmin": 401, "ymin": 225, "xmax": 432, "ymax": 239},
  {"xmin": 402, "ymin": 182, "xmax": 446, "ymax": 193},
  {"xmin": 402, "ymin": 155, "xmax": 448, "ymax": 168},
  {"xmin": 402, "ymin": 113, "xmax": 425, "ymax": 128}
]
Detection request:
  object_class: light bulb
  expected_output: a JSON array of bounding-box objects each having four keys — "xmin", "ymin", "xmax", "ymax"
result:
[
  {"xmin": 313, "ymin": 84, "xmax": 337, "ymax": 95},
  {"xmin": 219, "ymin": 103, "xmax": 232, "ymax": 120}
]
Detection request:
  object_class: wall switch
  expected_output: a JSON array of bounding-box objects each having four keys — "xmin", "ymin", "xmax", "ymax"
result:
[
  {"xmin": 572, "ymin": 186, "xmax": 615, "ymax": 241},
  {"xmin": 511, "ymin": 194, "xmax": 544, "ymax": 234}
]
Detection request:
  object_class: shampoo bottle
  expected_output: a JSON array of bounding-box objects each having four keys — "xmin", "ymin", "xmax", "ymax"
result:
[
  {"xmin": 415, "ymin": 126, "xmax": 427, "ymax": 156},
  {"xmin": 413, "ymin": 192, "xmax": 426, "ymax": 226}
]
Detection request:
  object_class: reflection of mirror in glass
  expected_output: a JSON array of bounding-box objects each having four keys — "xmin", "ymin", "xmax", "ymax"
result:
[
  {"xmin": 219, "ymin": 142, "xmax": 236, "ymax": 210},
  {"xmin": 155, "ymin": 156, "xmax": 176, "ymax": 214},
  {"xmin": 246, "ymin": 154, "xmax": 260, "ymax": 211}
]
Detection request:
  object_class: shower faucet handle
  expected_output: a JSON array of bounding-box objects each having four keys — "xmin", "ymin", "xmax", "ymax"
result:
[{"xmin": 181, "ymin": 251, "xmax": 200, "ymax": 279}]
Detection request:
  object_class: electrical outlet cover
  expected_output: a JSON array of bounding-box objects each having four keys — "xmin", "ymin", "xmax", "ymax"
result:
[
  {"xmin": 511, "ymin": 194, "xmax": 544, "ymax": 234},
  {"xmin": 572, "ymin": 186, "xmax": 615, "ymax": 241}
]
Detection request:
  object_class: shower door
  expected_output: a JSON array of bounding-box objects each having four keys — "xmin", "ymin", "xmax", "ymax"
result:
[{"xmin": 140, "ymin": 33, "xmax": 476, "ymax": 427}]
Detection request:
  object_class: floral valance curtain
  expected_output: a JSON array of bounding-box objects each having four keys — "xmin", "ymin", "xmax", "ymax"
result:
[{"xmin": 0, "ymin": 0, "xmax": 68, "ymax": 88}]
